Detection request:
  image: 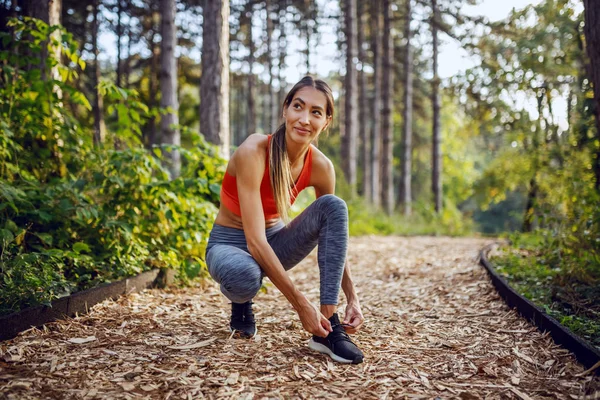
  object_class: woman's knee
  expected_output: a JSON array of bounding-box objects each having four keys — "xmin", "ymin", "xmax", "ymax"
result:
[
  {"xmin": 220, "ymin": 264, "xmax": 262, "ymax": 302},
  {"xmin": 315, "ymin": 194, "xmax": 348, "ymax": 218}
]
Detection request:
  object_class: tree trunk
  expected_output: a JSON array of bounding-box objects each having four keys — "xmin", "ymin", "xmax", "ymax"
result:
[
  {"xmin": 357, "ymin": 0, "xmax": 371, "ymax": 200},
  {"xmin": 583, "ymin": 0, "xmax": 600, "ymax": 192},
  {"xmin": 522, "ymin": 176, "xmax": 537, "ymax": 232},
  {"xmin": 370, "ymin": 0, "xmax": 382, "ymax": 207},
  {"xmin": 116, "ymin": 0, "xmax": 123, "ymax": 88},
  {"xmin": 125, "ymin": 25, "xmax": 132, "ymax": 88},
  {"xmin": 147, "ymin": 32, "xmax": 159, "ymax": 149},
  {"xmin": 401, "ymin": 0, "xmax": 414, "ymax": 216},
  {"xmin": 266, "ymin": 0, "xmax": 277, "ymax": 133},
  {"xmin": 431, "ymin": 0, "xmax": 442, "ymax": 213},
  {"xmin": 342, "ymin": 0, "xmax": 358, "ymax": 195},
  {"xmin": 21, "ymin": 0, "xmax": 61, "ymax": 79},
  {"xmin": 305, "ymin": 26, "xmax": 310, "ymax": 74},
  {"xmin": 160, "ymin": 0, "xmax": 180, "ymax": 178},
  {"xmin": 523, "ymin": 89, "xmax": 544, "ymax": 232},
  {"xmin": 91, "ymin": 0, "xmax": 106, "ymax": 147},
  {"xmin": 200, "ymin": 0, "xmax": 230, "ymax": 158},
  {"xmin": 246, "ymin": 6, "xmax": 256, "ymax": 136},
  {"xmin": 21, "ymin": 0, "xmax": 60, "ymax": 24},
  {"xmin": 381, "ymin": 0, "xmax": 394, "ymax": 214},
  {"xmin": 278, "ymin": 2, "xmax": 287, "ymax": 115}
]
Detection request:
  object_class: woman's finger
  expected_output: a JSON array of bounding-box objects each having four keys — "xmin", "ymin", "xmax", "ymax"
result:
[
  {"xmin": 321, "ymin": 315, "xmax": 332, "ymax": 332},
  {"xmin": 315, "ymin": 324, "xmax": 329, "ymax": 337},
  {"xmin": 349, "ymin": 315, "xmax": 364, "ymax": 330}
]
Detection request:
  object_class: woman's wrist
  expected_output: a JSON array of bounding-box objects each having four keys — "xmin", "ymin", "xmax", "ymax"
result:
[
  {"xmin": 345, "ymin": 292, "xmax": 359, "ymax": 305},
  {"xmin": 291, "ymin": 290, "xmax": 310, "ymax": 311}
]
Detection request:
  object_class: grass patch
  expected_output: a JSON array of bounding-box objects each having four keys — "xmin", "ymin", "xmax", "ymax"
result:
[{"xmin": 491, "ymin": 234, "xmax": 600, "ymax": 350}]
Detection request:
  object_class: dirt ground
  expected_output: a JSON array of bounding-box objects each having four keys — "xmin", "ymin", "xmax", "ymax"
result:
[{"xmin": 1, "ymin": 236, "xmax": 599, "ymax": 399}]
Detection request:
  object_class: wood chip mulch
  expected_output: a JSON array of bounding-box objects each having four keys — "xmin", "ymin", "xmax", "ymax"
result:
[{"xmin": 1, "ymin": 236, "xmax": 599, "ymax": 399}]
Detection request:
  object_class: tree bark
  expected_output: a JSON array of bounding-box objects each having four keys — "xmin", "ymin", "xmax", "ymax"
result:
[
  {"xmin": 266, "ymin": 0, "xmax": 277, "ymax": 133},
  {"xmin": 245, "ymin": 2, "xmax": 256, "ymax": 136},
  {"xmin": 125, "ymin": 25, "xmax": 132, "ymax": 88},
  {"xmin": 277, "ymin": 2, "xmax": 287, "ymax": 114},
  {"xmin": 583, "ymin": 0, "xmax": 600, "ymax": 192},
  {"xmin": 370, "ymin": 0, "xmax": 382, "ymax": 207},
  {"xmin": 160, "ymin": 0, "xmax": 180, "ymax": 178},
  {"xmin": 91, "ymin": 0, "xmax": 106, "ymax": 147},
  {"xmin": 522, "ymin": 176, "xmax": 537, "ymax": 232},
  {"xmin": 357, "ymin": 0, "xmax": 371, "ymax": 200},
  {"xmin": 116, "ymin": 0, "xmax": 123, "ymax": 88},
  {"xmin": 147, "ymin": 31, "xmax": 159, "ymax": 149},
  {"xmin": 381, "ymin": 0, "xmax": 394, "ymax": 214},
  {"xmin": 342, "ymin": 0, "xmax": 358, "ymax": 195},
  {"xmin": 21, "ymin": 0, "xmax": 60, "ymax": 24},
  {"xmin": 523, "ymin": 89, "xmax": 544, "ymax": 232},
  {"xmin": 431, "ymin": 0, "xmax": 442, "ymax": 213},
  {"xmin": 200, "ymin": 0, "xmax": 230, "ymax": 158},
  {"xmin": 21, "ymin": 0, "xmax": 61, "ymax": 79},
  {"xmin": 401, "ymin": 0, "xmax": 414, "ymax": 216}
]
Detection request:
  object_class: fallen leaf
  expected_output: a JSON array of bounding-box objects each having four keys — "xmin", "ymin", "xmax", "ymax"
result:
[
  {"xmin": 167, "ymin": 337, "xmax": 216, "ymax": 350},
  {"xmin": 140, "ymin": 384, "xmax": 158, "ymax": 392},
  {"xmin": 225, "ymin": 372, "xmax": 239, "ymax": 385},
  {"xmin": 68, "ymin": 336, "xmax": 97, "ymax": 344},
  {"xmin": 119, "ymin": 382, "xmax": 136, "ymax": 391}
]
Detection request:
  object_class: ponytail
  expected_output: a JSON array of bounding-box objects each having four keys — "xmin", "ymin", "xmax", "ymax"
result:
[{"xmin": 269, "ymin": 124, "xmax": 293, "ymax": 222}]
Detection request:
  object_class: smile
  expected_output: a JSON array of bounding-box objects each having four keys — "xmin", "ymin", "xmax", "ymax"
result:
[{"xmin": 294, "ymin": 127, "xmax": 311, "ymax": 134}]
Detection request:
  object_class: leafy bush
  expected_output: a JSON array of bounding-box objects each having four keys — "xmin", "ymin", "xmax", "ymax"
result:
[{"xmin": 0, "ymin": 18, "xmax": 225, "ymax": 315}]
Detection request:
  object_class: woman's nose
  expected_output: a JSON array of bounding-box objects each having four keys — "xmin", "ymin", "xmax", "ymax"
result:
[{"xmin": 299, "ymin": 111, "xmax": 310, "ymax": 124}]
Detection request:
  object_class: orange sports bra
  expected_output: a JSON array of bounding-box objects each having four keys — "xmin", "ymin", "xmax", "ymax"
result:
[{"xmin": 220, "ymin": 135, "xmax": 313, "ymax": 219}]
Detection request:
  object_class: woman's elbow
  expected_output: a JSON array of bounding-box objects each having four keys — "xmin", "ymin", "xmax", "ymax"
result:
[{"xmin": 246, "ymin": 237, "xmax": 267, "ymax": 261}]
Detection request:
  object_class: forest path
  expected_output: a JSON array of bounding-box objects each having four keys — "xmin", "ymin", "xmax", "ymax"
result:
[{"xmin": 1, "ymin": 236, "xmax": 598, "ymax": 399}]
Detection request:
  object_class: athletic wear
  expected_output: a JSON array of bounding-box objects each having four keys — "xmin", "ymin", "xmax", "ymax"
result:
[
  {"xmin": 206, "ymin": 194, "xmax": 349, "ymax": 305},
  {"xmin": 230, "ymin": 301, "xmax": 256, "ymax": 338},
  {"xmin": 308, "ymin": 314, "xmax": 364, "ymax": 364},
  {"xmin": 220, "ymin": 135, "xmax": 313, "ymax": 219}
]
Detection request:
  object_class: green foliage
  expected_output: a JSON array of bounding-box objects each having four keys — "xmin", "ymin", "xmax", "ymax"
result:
[
  {"xmin": 492, "ymin": 232, "xmax": 600, "ymax": 348},
  {"xmin": 0, "ymin": 19, "xmax": 225, "ymax": 316},
  {"xmin": 346, "ymin": 197, "xmax": 473, "ymax": 237}
]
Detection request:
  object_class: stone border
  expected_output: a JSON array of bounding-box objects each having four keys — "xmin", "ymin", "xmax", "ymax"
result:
[
  {"xmin": 0, "ymin": 268, "xmax": 170, "ymax": 342},
  {"xmin": 480, "ymin": 244, "xmax": 600, "ymax": 372}
]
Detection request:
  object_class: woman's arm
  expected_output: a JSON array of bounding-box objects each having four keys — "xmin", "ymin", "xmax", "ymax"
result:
[{"xmin": 235, "ymin": 136, "xmax": 331, "ymax": 337}]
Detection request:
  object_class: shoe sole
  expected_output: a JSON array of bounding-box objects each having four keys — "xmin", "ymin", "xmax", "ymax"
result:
[
  {"xmin": 308, "ymin": 338, "xmax": 362, "ymax": 364},
  {"xmin": 229, "ymin": 327, "xmax": 258, "ymax": 339}
]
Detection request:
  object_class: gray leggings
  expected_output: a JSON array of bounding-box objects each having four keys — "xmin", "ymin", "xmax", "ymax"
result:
[{"xmin": 205, "ymin": 194, "xmax": 349, "ymax": 305}]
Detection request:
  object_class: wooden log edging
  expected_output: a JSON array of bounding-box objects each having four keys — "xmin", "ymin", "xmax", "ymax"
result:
[
  {"xmin": 0, "ymin": 269, "xmax": 164, "ymax": 342},
  {"xmin": 479, "ymin": 244, "xmax": 600, "ymax": 373}
]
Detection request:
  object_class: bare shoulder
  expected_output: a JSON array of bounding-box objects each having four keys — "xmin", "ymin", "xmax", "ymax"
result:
[
  {"xmin": 310, "ymin": 144, "xmax": 335, "ymax": 177},
  {"xmin": 231, "ymin": 134, "xmax": 269, "ymax": 170},
  {"xmin": 310, "ymin": 144, "xmax": 335, "ymax": 195}
]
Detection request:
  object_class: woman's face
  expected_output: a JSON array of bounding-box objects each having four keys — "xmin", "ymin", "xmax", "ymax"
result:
[{"xmin": 283, "ymin": 86, "xmax": 331, "ymax": 146}]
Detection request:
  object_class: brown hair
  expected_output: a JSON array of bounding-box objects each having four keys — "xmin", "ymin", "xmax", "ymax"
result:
[{"xmin": 270, "ymin": 76, "xmax": 334, "ymax": 222}]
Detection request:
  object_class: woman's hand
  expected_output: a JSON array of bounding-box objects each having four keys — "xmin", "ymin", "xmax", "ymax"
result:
[
  {"xmin": 296, "ymin": 299, "xmax": 332, "ymax": 338},
  {"xmin": 343, "ymin": 299, "xmax": 364, "ymax": 334}
]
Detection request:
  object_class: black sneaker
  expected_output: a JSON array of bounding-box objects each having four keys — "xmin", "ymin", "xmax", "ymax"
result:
[
  {"xmin": 308, "ymin": 314, "xmax": 364, "ymax": 364},
  {"xmin": 229, "ymin": 301, "xmax": 257, "ymax": 338}
]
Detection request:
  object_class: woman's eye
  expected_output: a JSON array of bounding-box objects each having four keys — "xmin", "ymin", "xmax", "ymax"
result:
[
  {"xmin": 313, "ymin": 110, "xmax": 322, "ymax": 116},
  {"xmin": 293, "ymin": 104, "xmax": 301, "ymax": 109}
]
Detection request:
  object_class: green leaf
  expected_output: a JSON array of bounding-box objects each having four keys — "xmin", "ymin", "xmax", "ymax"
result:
[
  {"xmin": 36, "ymin": 233, "xmax": 53, "ymax": 246},
  {"xmin": 0, "ymin": 229, "xmax": 14, "ymax": 245},
  {"xmin": 72, "ymin": 242, "xmax": 90, "ymax": 254}
]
